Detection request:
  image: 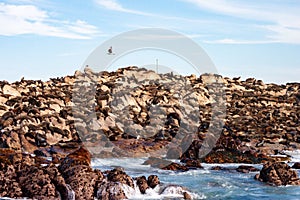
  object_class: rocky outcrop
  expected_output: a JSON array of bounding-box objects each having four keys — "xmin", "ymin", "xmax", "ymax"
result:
[
  {"xmin": 0, "ymin": 66, "xmax": 300, "ymax": 199},
  {"xmin": 292, "ymin": 162, "xmax": 300, "ymax": 169},
  {"xmin": 0, "ymin": 147, "xmax": 171, "ymax": 199},
  {"xmin": 255, "ymin": 162, "xmax": 300, "ymax": 186},
  {"xmin": 1, "ymin": 67, "xmax": 300, "ymax": 163}
]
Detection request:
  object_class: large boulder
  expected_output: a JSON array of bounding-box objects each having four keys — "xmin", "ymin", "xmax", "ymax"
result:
[
  {"xmin": 255, "ymin": 162, "xmax": 300, "ymax": 186},
  {"xmin": 59, "ymin": 147, "xmax": 103, "ymax": 200}
]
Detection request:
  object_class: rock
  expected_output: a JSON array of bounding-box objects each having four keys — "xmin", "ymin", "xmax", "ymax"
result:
[
  {"xmin": 162, "ymin": 162, "xmax": 189, "ymax": 172},
  {"xmin": 107, "ymin": 167, "xmax": 134, "ymax": 188},
  {"xmin": 255, "ymin": 162, "xmax": 300, "ymax": 186},
  {"xmin": 142, "ymin": 157, "xmax": 173, "ymax": 169},
  {"xmin": 136, "ymin": 176, "xmax": 149, "ymax": 194},
  {"xmin": 2, "ymin": 85, "xmax": 21, "ymax": 96},
  {"xmin": 96, "ymin": 180, "xmax": 127, "ymax": 200},
  {"xmin": 182, "ymin": 159, "xmax": 203, "ymax": 169},
  {"xmin": 183, "ymin": 191, "xmax": 192, "ymax": 200},
  {"xmin": 292, "ymin": 162, "xmax": 300, "ymax": 169},
  {"xmin": 1, "ymin": 66, "xmax": 300, "ymax": 199},
  {"xmin": 59, "ymin": 147, "xmax": 103, "ymax": 199},
  {"xmin": 236, "ymin": 165, "xmax": 259, "ymax": 173},
  {"xmin": 211, "ymin": 166, "xmax": 229, "ymax": 171},
  {"xmin": 199, "ymin": 149, "xmax": 268, "ymax": 164},
  {"xmin": 166, "ymin": 146, "xmax": 182, "ymax": 159},
  {"xmin": 147, "ymin": 175, "xmax": 160, "ymax": 189},
  {"xmin": 0, "ymin": 158, "xmax": 23, "ymax": 198},
  {"xmin": 59, "ymin": 146, "xmax": 91, "ymax": 172},
  {"xmin": 17, "ymin": 165, "xmax": 57, "ymax": 199},
  {"xmin": 43, "ymin": 164, "xmax": 75, "ymax": 200}
]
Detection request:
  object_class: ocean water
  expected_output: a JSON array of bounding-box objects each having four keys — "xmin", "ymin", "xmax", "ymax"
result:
[{"xmin": 92, "ymin": 151, "xmax": 300, "ymax": 200}]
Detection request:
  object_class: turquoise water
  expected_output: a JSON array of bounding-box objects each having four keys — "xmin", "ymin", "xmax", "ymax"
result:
[{"xmin": 92, "ymin": 153, "xmax": 300, "ymax": 200}]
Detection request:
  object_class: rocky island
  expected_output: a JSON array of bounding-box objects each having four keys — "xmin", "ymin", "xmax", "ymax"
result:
[{"xmin": 0, "ymin": 66, "xmax": 300, "ymax": 199}]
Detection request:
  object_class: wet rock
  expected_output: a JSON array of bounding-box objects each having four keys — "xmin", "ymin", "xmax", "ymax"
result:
[
  {"xmin": 292, "ymin": 162, "xmax": 300, "ymax": 169},
  {"xmin": 136, "ymin": 176, "xmax": 149, "ymax": 194},
  {"xmin": 211, "ymin": 166, "xmax": 229, "ymax": 171},
  {"xmin": 162, "ymin": 162, "xmax": 189, "ymax": 172},
  {"xmin": 107, "ymin": 167, "xmax": 134, "ymax": 188},
  {"xmin": 183, "ymin": 191, "xmax": 192, "ymax": 200},
  {"xmin": 182, "ymin": 159, "xmax": 203, "ymax": 169},
  {"xmin": 255, "ymin": 162, "xmax": 300, "ymax": 186},
  {"xmin": 236, "ymin": 165, "xmax": 259, "ymax": 173},
  {"xmin": 199, "ymin": 149, "xmax": 268, "ymax": 164},
  {"xmin": 147, "ymin": 175, "xmax": 160, "ymax": 189},
  {"xmin": 96, "ymin": 180, "xmax": 127, "ymax": 200},
  {"xmin": 59, "ymin": 147, "xmax": 102, "ymax": 200}
]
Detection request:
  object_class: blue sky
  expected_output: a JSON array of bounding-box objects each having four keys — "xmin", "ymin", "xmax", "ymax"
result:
[{"xmin": 0, "ymin": 0, "xmax": 299, "ymax": 83}]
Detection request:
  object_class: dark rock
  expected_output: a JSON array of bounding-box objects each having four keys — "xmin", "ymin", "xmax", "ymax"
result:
[
  {"xmin": 292, "ymin": 162, "xmax": 300, "ymax": 169},
  {"xmin": 236, "ymin": 165, "xmax": 259, "ymax": 173},
  {"xmin": 255, "ymin": 162, "xmax": 300, "ymax": 186},
  {"xmin": 59, "ymin": 146, "xmax": 91, "ymax": 172},
  {"xmin": 211, "ymin": 166, "xmax": 229, "ymax": 171},
  {"xmin": 107, "ymin": 167, "xmax": 134, "ymax": 188},
  {"xmin": 59, "ymin": 147, "xmax": 103, "ymax": 199},
  {"xmin": 147, "ymin": 175, "xmax": 160, "ymax": 189},
  {"xmin": 17, "ymin": 165, "xmax": 57, "ymax": 199},
  {"xmin": 136, "ymin": 176, "xmax": 149, "ymax": 194},
  {"xmin": 183, "ymin": 159, "xmax": 203, "ymax": 169},
  {"xmin": 183, "ymin": 191, "xmax": 192, "ymax": 200},
  {"xmin": 142, "ymin": 157, "xmax": 173, "ymax": 169},
  {"xmin": 200, "ymin": 149, "xmax": 268, "ymax": 164},
  {"xmin": 162, "ymin": 162, "xmax": 189, "ymax": 172}
]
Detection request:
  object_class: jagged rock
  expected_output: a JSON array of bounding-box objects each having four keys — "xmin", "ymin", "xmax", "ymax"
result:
[
  {"xmin": 147, "ymin": 175, "xmax": 160, "ymax": 189},
  {"xmin": 96, "ymin": 180, "xmax": 127, "ymax": 200},
  {"xmin": 107, "ymin": 167, "xmax": 134, "ymax": 188},
  {"xmin": 255, "ymin": 162, "xmax": 300, "ymax": 186},
  {"xmin": 136, "ymin": 176, "xmax": 149, "ymax": 194},
  {"xmin": 59, "ymin": 147, "xmax": 102, "ymax": 199},
  {"xmin": 17, "ymin": 164, "xmax": 57, "ymax": 199}
]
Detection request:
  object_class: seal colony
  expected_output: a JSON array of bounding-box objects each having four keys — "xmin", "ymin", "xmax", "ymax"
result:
[{"xmin": 0, "ymin": 66, "xmax": 300, "ymax": 199}]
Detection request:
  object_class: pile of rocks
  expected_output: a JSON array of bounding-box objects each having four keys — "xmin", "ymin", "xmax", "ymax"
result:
[
  {"xmin": 0, "ymin": 66, "xmax": 300, "ymax": 198},
  {"xmin": 1, "ymin": 67, "xmax": 299, "ymax": 162},
  {"xmin": 1, "ymin": 146, "xmax": 188, "ymax": 199}
]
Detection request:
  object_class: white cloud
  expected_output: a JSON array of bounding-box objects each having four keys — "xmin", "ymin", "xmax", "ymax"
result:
[
  {"xmin": 95, "ymin": 0, "xmax": 153, "ymax": 16},
  {"xmin": 183, "ymin": 0, "xmax": 300, "ymax": 44},
  {"xmin": 0, "ymin": 3, "xmax": 100, "ymax": 39},
  {"xmin": 204, "ymin": 38, "xmax": 279, "ymax": 44}
]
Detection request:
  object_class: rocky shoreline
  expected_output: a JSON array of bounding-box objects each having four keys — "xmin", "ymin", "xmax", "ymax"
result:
[{"xmin": 1, "ymin": 66, "xmax": 300, "ymax": 199}]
